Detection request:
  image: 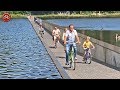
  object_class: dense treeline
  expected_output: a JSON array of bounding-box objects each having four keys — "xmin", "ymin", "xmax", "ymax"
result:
[
  {"xmin": 0, "ymin": 11, "xmax": 30, "ymax": 15},
  {"xmin": 0, "ymin": 11, "xmax": 120, "ymax": 15},
  {"xmin": 30, "ymin": 11, "xmax": 120, "ymax": 15}
]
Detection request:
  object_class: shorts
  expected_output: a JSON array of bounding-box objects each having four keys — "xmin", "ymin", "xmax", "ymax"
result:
[{"xmin": 53, "ymin": 35, "xmax": 59, "ymax": 40}]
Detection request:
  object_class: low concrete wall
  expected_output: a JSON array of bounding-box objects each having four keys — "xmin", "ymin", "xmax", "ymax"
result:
[{"xmin": 42, "ymin": 20, "xmax": 120, "ymax": 69}]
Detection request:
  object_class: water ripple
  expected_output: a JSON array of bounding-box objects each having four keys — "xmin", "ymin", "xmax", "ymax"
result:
[{"xmin": 0, "ymin": 19, "xmax": 62, "ymax": 79}]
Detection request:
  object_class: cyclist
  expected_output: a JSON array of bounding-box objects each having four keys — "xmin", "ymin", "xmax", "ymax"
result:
[
  {"xmin": 82, "ymin": 36, "xmax": 95, "ymax": 61},
  {"xmin": 52, "ymin": 27, "xmax": 61, "ymax": 47},
  {"xmin": 62, "ymin": 28, "xmax": 68, "ymax": 51},
  {"xmin": 39, "ymin": 18, "xmax": 42, "ymax": 26},
  {"xmin": 34, "ymin": 17, "xmax": 37, "ymax": 23},
  {"xmin": 39, "ymin": 24, "xmax": 45, "ymax": 38},
  {"xmin": 64, "ymin": 24, "xmax": 80, "ymax": 65}
]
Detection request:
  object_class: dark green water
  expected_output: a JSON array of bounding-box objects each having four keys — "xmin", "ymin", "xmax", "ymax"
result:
[{"xmin": 77, "ymin": 30, "xmax": 120, "ymax": 47}]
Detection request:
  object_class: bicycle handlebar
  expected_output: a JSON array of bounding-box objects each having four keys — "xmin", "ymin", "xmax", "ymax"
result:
[{"xmin": 83, "ymin": 47, "xmax": 95, "ymax": 50}]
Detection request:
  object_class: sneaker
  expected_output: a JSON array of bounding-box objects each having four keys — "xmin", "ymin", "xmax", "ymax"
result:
[
  {"xmin": 58, "ymin": 41, "xmax": 59, "ymax": 43},
  {"xmin": 65, "ymin": 62, "xmax": 69, "ymax": 65},
  {"xmin": 75, "ymin": 57, "xmax": 77, "ymax": 60}
]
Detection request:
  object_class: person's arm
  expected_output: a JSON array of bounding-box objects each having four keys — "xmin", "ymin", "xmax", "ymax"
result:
[
  {"xmin": 83, "ymin": 41, "xmax": 85, "ymax": 48},
  {"xmin": 58, "ymin": 29, "xmax": 61, "ymax": 35},
  {"xmin": 52, "ymin": 30, "xmax": 54, "ymax": 36},
  {"xmin": 75, "ymin": 31, "xmax": 80, "ymax": 44},
  {"xmin": 62, "ymin": 33, "xmax": 65, "ymax": 41},
  {"xmin": 64, "ymin": 35, "xmax": 67, "ymax": 45},
  {"xmin": 76, "ymin": 35, "xmax": 80, "ymax": 43},
  {"xmin": 90, "ymin": 42, "xmax": 95, "ymax": 49},
  {"xmin": 64, "ymin": 32, "xmax": 68, "ymax": 45}
]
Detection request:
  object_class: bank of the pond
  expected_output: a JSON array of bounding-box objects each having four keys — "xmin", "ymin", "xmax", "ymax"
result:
[
  {"xmin": 5, "ymin": 14, "xmax": 120, "ymax": 19},
  {"xmin": 35, "ymin": 14, "xmax": 120, "ymax": 19},
  {"xmin": 0, "ymin": 14, "xmax": 27, "ymax": 18}
]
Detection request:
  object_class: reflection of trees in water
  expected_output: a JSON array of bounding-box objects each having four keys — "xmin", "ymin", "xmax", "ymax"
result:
[
  {"xmin": 115, "ymin": 33, "xmax": 120, "ymax": 46},
  {"xmin": 77, "ymin": 30, "xmax": 120, "ymax": 47},
  {"xmin": 100, "ymin": 31, "xmax": 103, "ymax": 41},
  {"xmin": 115, "ymin": 34, "xmax": 120, "ymax": 42}
]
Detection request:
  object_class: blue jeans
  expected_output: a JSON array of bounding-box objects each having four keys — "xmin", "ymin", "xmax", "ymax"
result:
[{"xmin": 65, "ymin": 43, "xmax": 77, "ymax": 63}]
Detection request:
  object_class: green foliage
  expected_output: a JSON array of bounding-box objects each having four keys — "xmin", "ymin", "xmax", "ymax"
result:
[
  {"xmin": 31, "ymin": 11, "xmax": 120, "ymax": 15},
  {"xmin": 0, "ymin": 11, "xmax": 30, "ymax": 15}
]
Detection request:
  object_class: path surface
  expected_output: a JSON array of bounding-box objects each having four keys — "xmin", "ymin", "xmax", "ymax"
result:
[{"xmin": 29, "ymin": 16, "xmax": 120, "ymax": 79}]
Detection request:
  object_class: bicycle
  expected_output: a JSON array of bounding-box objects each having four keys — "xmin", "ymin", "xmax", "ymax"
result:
[
  {"xmin": 39, "ymin": 30, "xmax": 44, "ymax": 38},
  {"xmin": 83, "ymin": 48, "xmax": 93, "ymax": 64},
  {"xmin": 68, "ymin": 44, "xmax": 76, "ymax": 70}
]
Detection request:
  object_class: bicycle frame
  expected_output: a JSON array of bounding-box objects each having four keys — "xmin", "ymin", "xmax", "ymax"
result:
[
  {"xmin": 69, "ymin": 44, "xmax": 75, "ymax": 70},
  {"xmin": 39, "ymin": 31, "xmax": 44, "ymax": 38},
  {"xmin": 84, "ymin": 48, "xmax": 91, "ymax": 64}
]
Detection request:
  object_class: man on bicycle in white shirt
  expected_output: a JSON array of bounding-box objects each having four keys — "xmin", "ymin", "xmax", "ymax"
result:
[{"xmin": 64, "ymin": 24, "xmax": 80, "ymax": 65}]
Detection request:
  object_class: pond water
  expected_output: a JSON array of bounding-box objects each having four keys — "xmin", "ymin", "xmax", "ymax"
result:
[{"xmin": 0, "ymin": 19, "xmax": 62, "ymax": 79}]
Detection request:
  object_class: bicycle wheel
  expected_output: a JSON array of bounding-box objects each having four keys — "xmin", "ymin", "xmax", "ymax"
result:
[
  {"xmin": 86, "ymin": 53, "xmax": 91, "ymax": 64},
  {"xmin": 55, "ymin": 44, "xmax": 57, "ymax": 49},
  {"xmin": 87, "ymin": 58, "xmax": 91, "ymax": 64},
  {"xmin": 69, "ymin": 51, "xmax": 72, "ymax": 68},
  {"xmin": 71, "ymin": 50, "xmax": 75, "ymax": 70}
]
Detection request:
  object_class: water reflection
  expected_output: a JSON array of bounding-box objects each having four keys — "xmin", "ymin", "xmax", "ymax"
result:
[
  {"xmin": 115, "ymin": 34, "xmax": 120, "ymax": 42},
  {"xmin": 78, "ymin": 30, "xmax": 120, "ymax": 47}
]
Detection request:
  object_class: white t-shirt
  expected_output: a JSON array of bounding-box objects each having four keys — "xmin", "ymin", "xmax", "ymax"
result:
[
  {"xmin": 65, "ymin": 30, "xmax": 78, "ymax": 43},
  {"xmin": 52, "ymin": 29, "xmax": 60, "ymax": 35}
]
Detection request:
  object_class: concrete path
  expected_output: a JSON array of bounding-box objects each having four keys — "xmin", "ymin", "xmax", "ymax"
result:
[{"xmin": 28, "ymin": 16, "xmax": 120, "ymax": 79}]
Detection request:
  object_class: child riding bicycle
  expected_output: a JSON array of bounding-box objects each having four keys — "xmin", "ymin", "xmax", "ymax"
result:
[{"xmin": 82, "ymin": 36, "xmax": 95, "ymax": 61}]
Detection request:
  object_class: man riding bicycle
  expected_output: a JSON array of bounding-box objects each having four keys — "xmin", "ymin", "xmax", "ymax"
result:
[
  {"xmin": 52, "ymin": 27, "xmax": 60, "ymax": 47},
  {"xmin": 64, "ymin": 24, "xmax": 80, "ymax": 65}
]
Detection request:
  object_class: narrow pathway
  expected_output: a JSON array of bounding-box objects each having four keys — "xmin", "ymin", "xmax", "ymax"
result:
[{"xmin": 29, "ymin": 16, "xmax": 120, "ymax": 79}]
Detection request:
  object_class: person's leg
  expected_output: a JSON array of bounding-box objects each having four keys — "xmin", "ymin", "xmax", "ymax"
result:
[
  {"xmin": 83, "ymin": 49, "xmax": 86, "ymax": 61},
  {"xmin": 58, "ymin": 35, "xmax": 60, "ymax": 41},
  {"xmin": 84, "ymin": 50, "xmax": 87, "ymax": 59},
  {"xmin": 65, "ymin": 44, "xmax": 70, "ymax": 65},
  {"xmin": 54, "ymin": 36, "xmax": 56, "ymax": 46},
  {"xmin": 42, "ymin": 31, "xmax": 44, "ymax": 34},
  {"xmin": 56, "ymin": 35, "xmax": 60, "ymax": 43},
  {"xmin": 88, "ymin": 49, "xmax": 91, "ymax": 57},
  {"xmin": 52, "ymin": 35, "xmax": 54, "ymax": 45},
  {"xmin": 73, "ymin": 43, "xmax": 77, "ymax": 60}
]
